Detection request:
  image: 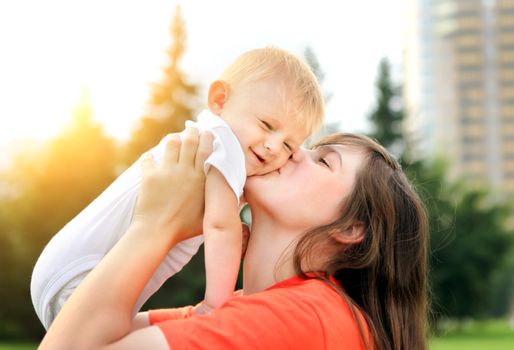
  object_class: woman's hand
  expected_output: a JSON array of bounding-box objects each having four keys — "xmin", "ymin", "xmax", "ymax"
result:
[
  {"xmin": 40, "ymin": 128, "xmax": 213, "ymax": 350},
  {"xmin": 133, "ymin": 127, "xmax": 213, "ymax": 243}
]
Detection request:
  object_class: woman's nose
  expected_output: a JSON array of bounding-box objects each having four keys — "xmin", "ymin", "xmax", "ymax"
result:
[{"xmin": 291, "ymin": 148, "xmax": 308, "ymax": 162}]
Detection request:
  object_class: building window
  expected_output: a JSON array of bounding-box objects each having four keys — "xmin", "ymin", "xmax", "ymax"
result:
[
  {"xmin": 462, "ymin": 151, "xmax": 483, "ymax": 162},
  {"xmin": 504, "ymin": 171, "xmax": 514, "ymax": 180}
]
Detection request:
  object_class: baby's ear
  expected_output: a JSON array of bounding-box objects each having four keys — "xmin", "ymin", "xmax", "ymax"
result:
[
  {"xmin": 331, "ymin": 221, "xmax": 365, "ymax": 245},
  {"xmin": 208, "ymin": 80, "xmax": 229, "ymax": 115}
]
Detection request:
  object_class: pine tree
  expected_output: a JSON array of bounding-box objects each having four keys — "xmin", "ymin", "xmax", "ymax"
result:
[
  {"xmin": 367, "ymin": 58, "xmax": 404, "ymax": 155},
  {"xmin": 366, "ymin": 58, "xmax": 514, "ymax": 325},
  {"xmin": 123, "ymin": 5, "xmax": 205, "ymax": 310},
  {"xmin": 303, "ymin": 47, "xmax": 339, "ymax": 142},
  {"xmin": 124, "ymin": 4, "xmax": 197, "ymax": 164}
]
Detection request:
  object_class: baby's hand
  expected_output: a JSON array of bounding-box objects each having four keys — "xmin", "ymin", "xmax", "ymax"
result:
[{"xmin": 194, "ymin": 301, "xmax": 213, "ymax": 316}]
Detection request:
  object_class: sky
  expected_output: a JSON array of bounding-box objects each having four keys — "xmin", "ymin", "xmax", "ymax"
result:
[{"xmin": 0, "ymin": 0, "xmax": 405, "ymax": 145}]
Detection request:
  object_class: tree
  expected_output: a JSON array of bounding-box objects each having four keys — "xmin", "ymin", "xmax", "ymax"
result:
[
  {"xmin": 367, "ymin": 58, "xmax": 514, "ymax": 324},
  {"xmin": 304, "ymin": 46, "xmax": 332, "ymax": 105},
  {"xmin": 124, "ymin": 4, "xmax": 198, "ymax": 164},
  {"xmin": 404, "ymin": 160, "xmax": 514, "ymax": 323},
  {"xmin": 433, "ymin": 189, "xmax": 513, "ymax": 319},
  {"xmin": 303, "ymin": 46, "xmax": 339, "ymax": 142},
  {"xmin": 0, "ymin": 90, "xmax": 118, "ymax": 340},
  {"xmin": 119, "ymin": 5, "xmax": 206, "ymax": 310},
  {"xmin": 367, "ymin": 58, "xmax": 404, "ymax": 156}
]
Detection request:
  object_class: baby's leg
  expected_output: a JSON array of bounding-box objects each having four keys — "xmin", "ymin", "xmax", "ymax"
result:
[
  {"xmin": 41, "ymin": 235, "xmax": 204, "ymax": 329},
  {"xmin": 31, "ymin": 133, "xmax": 203, "ymax": 328}
]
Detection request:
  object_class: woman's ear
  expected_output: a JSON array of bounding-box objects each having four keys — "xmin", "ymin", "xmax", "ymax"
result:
[
  {"xmin": 208, "ymin": 80, "xmax": 229, "ymax": 115},
  {"xmin": 332, "ymin": 221, "xmax": 365, "ymax": 245}
]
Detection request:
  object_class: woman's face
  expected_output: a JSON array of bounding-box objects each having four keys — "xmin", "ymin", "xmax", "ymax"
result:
[{"xmin": 245, "ymin": 143, "xmax": 366, "ymax": 231}]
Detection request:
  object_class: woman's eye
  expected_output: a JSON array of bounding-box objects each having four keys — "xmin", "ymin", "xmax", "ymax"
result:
[{"xmin": 319, "ymin": 157, "xmax": 330, "ymax": 167}]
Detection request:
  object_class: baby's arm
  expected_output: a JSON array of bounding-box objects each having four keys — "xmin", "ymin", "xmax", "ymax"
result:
[{"xmin": 202, "ymin": 168, "xmax": 242, "ymax": 311}]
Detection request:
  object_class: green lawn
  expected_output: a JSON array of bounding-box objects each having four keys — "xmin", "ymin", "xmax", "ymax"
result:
[
  {"xmin": 0, "ymin": 344, "xmax": 36, "ymax": 350},
  {"xmin": 430, "ymin": 319, "xmax": 514, "ymax": 350},
  {"xmin": 1, "ymin": 320, "xmax": 513, "ymax": 349}
]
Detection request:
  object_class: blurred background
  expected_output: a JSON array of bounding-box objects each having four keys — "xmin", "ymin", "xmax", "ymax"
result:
[{"xmin": 0, "ymin": 0, "xmax": 513, "ymax": 348}]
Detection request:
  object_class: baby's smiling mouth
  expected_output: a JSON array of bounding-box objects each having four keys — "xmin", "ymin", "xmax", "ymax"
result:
[{"xmin": 252, "ymin": 150, "xmax": 265, "ymax": 164}]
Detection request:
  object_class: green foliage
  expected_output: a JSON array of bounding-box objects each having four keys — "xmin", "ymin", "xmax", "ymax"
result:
[
  {"xmin": 367, "ymin": 58, "xmax": 403, "ymax": 155},
  {"xmin": 0, "ymin": 5, "xmax": 202, "ymax": 342},
  {"xmin": 304, "ymin": 46, "xmax": 332, "ymax": 105},
  {"xmin": 0, "ymin": 94, "xmax": 117, "ymax": 340},
  {"xmin": 121, "ymin": 4, "xmax": 206, "ymax": 311},
  {"xmin": 405, "ymin": 160, "xmax": 514, "ymax": 321},
  {"xmin": 368, "ymin": 57, "xmax": 514, "ymax": 323},
  {"xmin": 303, "ymin": 46, "xmax": 340, "ymax": 143},
  {"xmin": 435, "ymin": 191, "xmax": 513, "ymax": 319},
  {"xmin": 142, "ymin": 249, "xmax": 206, "ymax": 310},
  {"xmin": 123, "ymin": 4, "xmax": 198, "ymax": 165}
]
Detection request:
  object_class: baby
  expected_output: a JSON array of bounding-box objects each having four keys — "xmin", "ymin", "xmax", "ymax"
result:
[{"xmin": 30, "ymin": 47, "xmax": 324, "ymax": 328}]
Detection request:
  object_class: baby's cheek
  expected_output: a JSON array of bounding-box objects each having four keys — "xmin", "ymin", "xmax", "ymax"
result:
[{"xmin": 275, "ymin": 155, "xmax": 290, "ymax": 168}]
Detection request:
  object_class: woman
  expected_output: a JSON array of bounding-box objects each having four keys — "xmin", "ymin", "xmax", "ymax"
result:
[{"xmin": 40, "ymin": 128, "xmax": 429, "ymax": 350}]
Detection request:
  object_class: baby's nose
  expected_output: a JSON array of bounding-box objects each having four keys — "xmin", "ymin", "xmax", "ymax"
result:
[{"xmin": 264, "ymin": 140, "xmax": 279, "ymax": 154}]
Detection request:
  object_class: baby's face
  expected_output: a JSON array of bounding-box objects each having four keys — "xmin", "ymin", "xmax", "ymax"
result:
[{"xmin": 220, "ymin": 78, "xmax": 309, "ymax": 176}]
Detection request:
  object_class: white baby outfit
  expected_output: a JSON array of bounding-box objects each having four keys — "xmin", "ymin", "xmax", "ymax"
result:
[{"xmin": 30, "ymin": 110, "xmax": 246, "ymax": 329}]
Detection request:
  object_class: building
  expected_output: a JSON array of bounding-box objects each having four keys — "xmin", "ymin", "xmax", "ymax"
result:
[{"xmin": 404, "ymin": 0, "xmax": 514, "ymax": 204}]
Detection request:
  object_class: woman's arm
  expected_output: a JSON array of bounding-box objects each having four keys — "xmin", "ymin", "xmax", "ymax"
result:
[{"xmin": 39, "ymin": 128, "xmax": 213, "ymax": 350}]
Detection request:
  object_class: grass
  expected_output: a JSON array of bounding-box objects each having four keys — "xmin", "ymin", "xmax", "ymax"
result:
[
  {"xmin": 1, "ymin": 320, "xmax": 513, "ymax": 349},
  {"xmin": 430, "ymin": 319, "xmax": 514, "ymax": 350},
  {"xmin": 0, "ymin": 344, "xmax": 36, "ymax": 350}
]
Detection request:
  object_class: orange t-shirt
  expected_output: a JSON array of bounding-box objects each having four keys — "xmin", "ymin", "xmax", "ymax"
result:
[{"xmin": 149, "ymin": 275, "xmax": 371, "ymax": 350}]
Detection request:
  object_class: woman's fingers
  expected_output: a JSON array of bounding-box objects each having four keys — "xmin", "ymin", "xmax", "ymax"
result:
[
  {"xmin": 179, "ymin": 127, "xmax": 200, "ymax": 166},
  {"xmin": 140, "ymin": 152, "xmax": 155, "ymax": 173},
  {"xmin": 195, "ymin": 131, "xmax": 213, "ymax": 172},
  {"xmin": 163, "ymin": 134, "xmax": 181, "ymax": 165},
  {"xmin": 161, "ymin": 129, "xmax": 211, "ymax": 170}
]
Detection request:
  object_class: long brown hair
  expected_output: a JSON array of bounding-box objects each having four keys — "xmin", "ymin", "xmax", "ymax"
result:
[{"xmin": 293, "ymin": 133, "xmax": 429, "ymax": 350}]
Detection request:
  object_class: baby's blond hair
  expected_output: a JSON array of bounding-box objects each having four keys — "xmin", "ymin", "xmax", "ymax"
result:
[{"xmin": 219, "ymin": 47, "xmax": 324, "ymax": 134}]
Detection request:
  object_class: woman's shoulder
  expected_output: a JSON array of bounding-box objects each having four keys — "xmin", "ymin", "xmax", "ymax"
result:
[
  {"xmin": 231, "ymin": 276, "xmax": 364, "ymax": 330},
  {"xmin": 230, "ymin": 275, "xmax": 370, "ymax": 347},
  {"xmin": 151, "ymin": 276, "xmax": 369, "ymax": 349}
]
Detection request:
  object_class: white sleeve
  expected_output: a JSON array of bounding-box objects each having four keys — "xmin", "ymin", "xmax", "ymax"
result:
[
  {"xmin": 31, "ymin": 110, "xmax": 245, "ymax": 329},
  {"xmin": 185, "ymin": 111, "xmax": 246, "ymax": 200},
  {"xmin": 204, "ymin": 127, "xmax": 246, "ymax": 200},
  {"xmin": 30, "ymin": 135, "xmax": 204, "ymax": 329}
]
